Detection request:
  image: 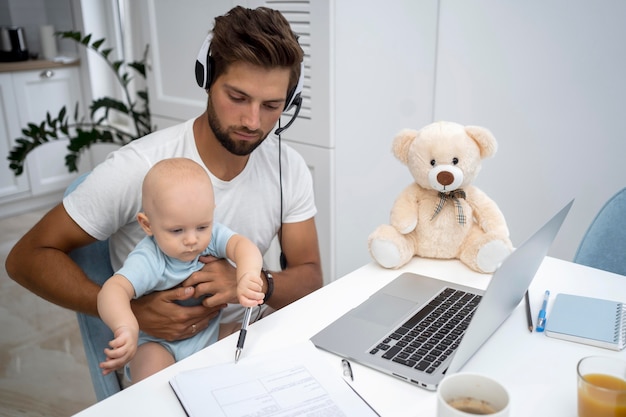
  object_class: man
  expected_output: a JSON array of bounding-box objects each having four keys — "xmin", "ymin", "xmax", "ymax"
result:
[{"xmin": 5, "ymin": 4, "xmax": 322, "ymax": 392}]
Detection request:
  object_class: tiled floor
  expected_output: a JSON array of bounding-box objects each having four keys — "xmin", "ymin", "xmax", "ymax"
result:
[{"xmin": 0, "ymin": 207, "xmax": 97, "ymax": 416}]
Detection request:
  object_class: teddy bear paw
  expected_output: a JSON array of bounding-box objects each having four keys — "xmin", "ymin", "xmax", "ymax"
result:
[
  {"xmin": 370, "ymin": 239, "xmax": 404, "ymax": 269},
  {"xmin": 476, "ymin": 240, "xmax": 512, "ymax": 273}
]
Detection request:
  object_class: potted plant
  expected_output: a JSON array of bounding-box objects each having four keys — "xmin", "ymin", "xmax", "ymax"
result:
[{"xmin": 6, "ymin": 31, "xmax": 153, "ymax": 176}]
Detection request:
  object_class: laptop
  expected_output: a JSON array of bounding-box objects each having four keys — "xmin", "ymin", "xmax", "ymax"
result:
[{"xmin": 312, "ymin": 199, "xmax": 573, "ymax": 390}]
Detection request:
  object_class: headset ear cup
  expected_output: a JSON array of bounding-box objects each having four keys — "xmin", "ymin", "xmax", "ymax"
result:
[
  {"xmin": 195, "ymin": 33, "xmax": 213, "ymax": 89},
  {"xmin": 195, "ymin": 60, "xmax": 207, "ymax": 88}
]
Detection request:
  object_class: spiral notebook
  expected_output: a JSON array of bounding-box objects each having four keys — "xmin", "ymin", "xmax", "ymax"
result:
[{"xmin": 545, "ymin": 293, "xmax": 626, "ymax": 351}]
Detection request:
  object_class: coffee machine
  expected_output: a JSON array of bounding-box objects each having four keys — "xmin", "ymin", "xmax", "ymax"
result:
[{"xmin": 0, "ymin": 26, "xmax": 29, "ymax": 62}]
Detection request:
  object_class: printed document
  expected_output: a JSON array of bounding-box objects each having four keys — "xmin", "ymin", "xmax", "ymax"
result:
[{"xmin": 169, "ymin": 341, "xmax": 378, "ymax": 416}]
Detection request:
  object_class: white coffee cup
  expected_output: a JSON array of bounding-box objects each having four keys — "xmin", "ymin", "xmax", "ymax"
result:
[{"xmin": 437, "ymin": 372, "xmax": 510, "ymax": 416}]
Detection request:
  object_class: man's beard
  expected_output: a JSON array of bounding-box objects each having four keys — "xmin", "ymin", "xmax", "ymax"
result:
[{"xmin": 206, "ymin": 99, "xmax": 270, "ymax": 156}]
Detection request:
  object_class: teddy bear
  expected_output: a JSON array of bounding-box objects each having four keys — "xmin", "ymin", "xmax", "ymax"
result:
[{"xmin": 368, "ymin": 121, "xmax": 513, "ymax": 273}]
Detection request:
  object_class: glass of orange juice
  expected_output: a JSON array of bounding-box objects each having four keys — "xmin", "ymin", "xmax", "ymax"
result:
[{"xmin": 577, "ymin": 356, "xmax": 626, "ymax": 417}]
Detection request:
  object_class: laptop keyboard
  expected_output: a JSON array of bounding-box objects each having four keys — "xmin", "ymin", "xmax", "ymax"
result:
[{"xmin": 368, "ymin": 287, "xmax": 482, "ymax": 374}]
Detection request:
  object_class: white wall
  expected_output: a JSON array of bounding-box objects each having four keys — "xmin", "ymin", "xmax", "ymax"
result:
[
  {"xmin": 333, "ymin": 0, "xmax": 626, "ymax": 277},
  {"xmin": 433, "ymin": 1, "xmax": 626, "ymax": 261},
  {"xmin": 334, "ymin": 1, "xmax": 439, "ymax": 277}
]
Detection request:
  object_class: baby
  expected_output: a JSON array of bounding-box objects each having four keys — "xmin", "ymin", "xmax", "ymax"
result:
[{"xmin": 97, "ymin": 157, "xmax": 264, "ymax": 382}]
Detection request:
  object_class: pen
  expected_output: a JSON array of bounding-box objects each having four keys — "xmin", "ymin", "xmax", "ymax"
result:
[
  {"xmin": 524, "ymin": 290, "xmax": 533, "ymax": 332},
  {"xmin": 536, "ymin": 290, "xmax": 550, "ymax": 332},
  {"xmin": 235, "ymin": 307, "xmax": 252, "ymax": 363}
]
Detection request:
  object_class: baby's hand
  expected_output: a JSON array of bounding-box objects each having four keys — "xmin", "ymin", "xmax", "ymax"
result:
[
  {"xmin": 237, "ymin": 272, "xmax": 265, "ymax": 307},
  {"xmin": 99, "ymin": 326, "xmax": 138, "ymax": 375}
]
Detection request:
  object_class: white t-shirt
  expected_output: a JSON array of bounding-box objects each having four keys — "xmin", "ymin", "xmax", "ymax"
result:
[{"xmin": 64, "ymin": 118, "xmax": 316, "ymax": 272}]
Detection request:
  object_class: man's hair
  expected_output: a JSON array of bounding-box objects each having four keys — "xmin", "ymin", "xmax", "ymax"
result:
[{"xmin": 210, "ymin": 6, "xmax": 303, "ymax": 94}]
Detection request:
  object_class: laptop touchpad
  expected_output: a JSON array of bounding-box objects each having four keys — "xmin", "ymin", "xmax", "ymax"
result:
[{"xmin": 350, "ymin": 293, "xmax": 416, "ymax": 327}]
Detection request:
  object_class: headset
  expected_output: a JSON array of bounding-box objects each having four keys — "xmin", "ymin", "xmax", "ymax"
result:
[{"xmin": 194, "ymin": 32, "xmax": 304, "ymax": 135}]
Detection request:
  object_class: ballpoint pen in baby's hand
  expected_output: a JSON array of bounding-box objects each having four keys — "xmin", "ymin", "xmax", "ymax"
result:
[{"xmin": 235, "ymin": 307, "xmax": 252, "ymax": 363}]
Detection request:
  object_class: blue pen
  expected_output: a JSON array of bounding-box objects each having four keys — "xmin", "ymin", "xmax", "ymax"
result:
[{"xmin": 536, "ymin": 290, "xmax": 550, "ymax": 332}]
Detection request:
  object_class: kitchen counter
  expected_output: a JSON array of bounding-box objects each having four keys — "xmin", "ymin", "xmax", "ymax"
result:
[{"xmin": 0, "ymin": 58, "xmax": 79, "ymax": 73}]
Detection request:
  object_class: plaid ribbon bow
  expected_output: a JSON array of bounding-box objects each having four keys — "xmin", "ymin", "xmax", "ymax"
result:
[{"xmin": 431, "ymin": 189, "xmax": 467, "ymax": 225}]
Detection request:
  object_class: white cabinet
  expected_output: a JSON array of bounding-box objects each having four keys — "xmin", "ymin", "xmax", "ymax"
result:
[
  {"xmin": 0, "ymin": 64, "xmax": 86, "ymax": 217},
  {"xmin": 13, "ymin": 67, "xmax": 84, "ymax": 195},
  {"xmin": 133, "ymin": 0, "xmax": 215, "ymax": 122},
  {"xmin": 0, "ymin": 73, "xmax": 30, "ymax": 200}
]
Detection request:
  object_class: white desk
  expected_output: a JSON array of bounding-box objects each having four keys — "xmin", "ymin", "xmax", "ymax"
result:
[{"xmin": 74, "ymin": 256, "xmax": 626, "ymax": 416}]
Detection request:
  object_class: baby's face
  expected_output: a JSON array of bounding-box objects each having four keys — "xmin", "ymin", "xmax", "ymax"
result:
[{"xmin": 149, "ymin": 188, "xmax": 215, "ymax": 262}]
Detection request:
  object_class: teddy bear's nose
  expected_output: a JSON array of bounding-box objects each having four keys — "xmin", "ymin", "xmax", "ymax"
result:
[{"xmin": 437, "ymin": 171, "xmax": 455, "ymax": 186}]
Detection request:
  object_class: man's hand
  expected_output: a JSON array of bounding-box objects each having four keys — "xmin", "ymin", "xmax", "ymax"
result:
[
  {"xmin": 182, "ymin": 256, "xmax": 239, "ymax": 307},
  {"xmin": 130, "ymin": 285, "xmax": 225, "ymax": 342}
]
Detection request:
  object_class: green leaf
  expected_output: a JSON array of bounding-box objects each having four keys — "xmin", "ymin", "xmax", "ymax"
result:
[
  {"xmin": 58, "ymin": 31, "xmax": 81, "ymax": 42},
  {"xmin": 91, "ymin": 97, "xmax": 129, "ymax": 116},
  {"xmin": 65, "ymin": 153, "xmax": 79, "ymax": 172},
  {"xmin": 128, "ymin": 62, "xmax": 146, "ymax": 77},
  {"xmin": 92, "ymin": 38, "xmax": 105, "ymax": 50},
  {"xmin": 112, "ymin": 60, "xmax": 123, "ymax": 73},
  {"xmin": 101, "ymin": 130, "xmax": 114, "ymax": 141}
]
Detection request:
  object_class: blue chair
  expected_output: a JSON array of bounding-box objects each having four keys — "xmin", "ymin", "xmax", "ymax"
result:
[
  {"xmin": 574, "ymin": 187, "xmax": 626, "ymax": 276},
  {"xmin": 65, "ymin": 174, "xmax": 122, "ymax": 400}
]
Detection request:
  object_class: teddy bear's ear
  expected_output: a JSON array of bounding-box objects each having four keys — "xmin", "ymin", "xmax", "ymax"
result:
[
  {"xmin": 465, "ymin": 125, "xmax": 498, "ymax": 159},
  {"xmin": 392, "ymin": 129, "xmax": 418, "ymax": 164}
]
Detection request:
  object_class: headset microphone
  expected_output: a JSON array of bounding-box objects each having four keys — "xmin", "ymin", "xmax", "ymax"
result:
[{"xmin": 274, "ymin": 95, "xmax": 302, "ymax": 136}]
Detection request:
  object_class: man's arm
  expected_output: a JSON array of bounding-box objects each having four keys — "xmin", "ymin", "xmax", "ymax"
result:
[
  {"xmin": 266, "ymin": 217, "xmax": 323, "ymax": 309},
  {"xmin": 5, "ymin": 203, "xmax": 101, "ymax": 315}
]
